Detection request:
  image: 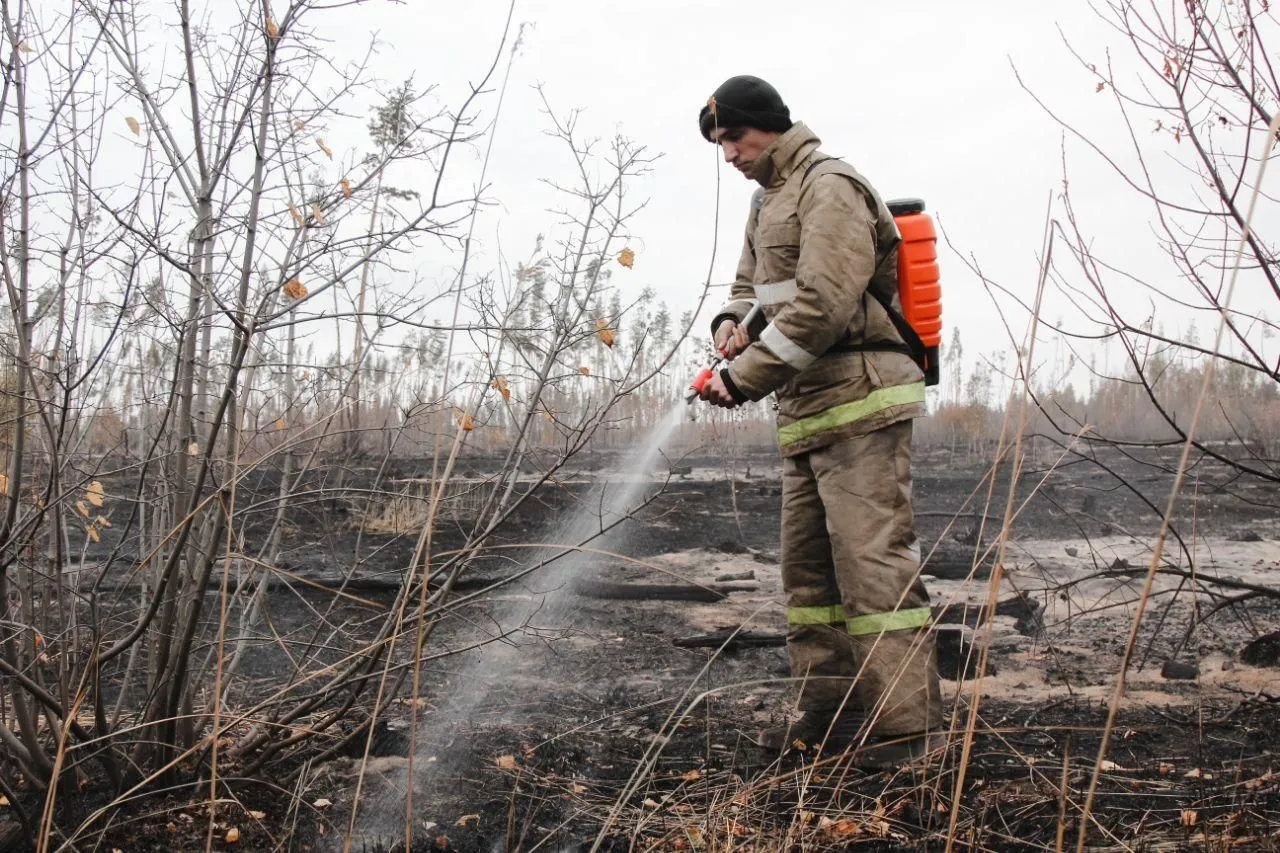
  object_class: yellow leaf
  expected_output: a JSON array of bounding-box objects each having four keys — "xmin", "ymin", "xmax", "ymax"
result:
[
  {"xmin": 225, "ymin": 826, "xmax": 241, "ymax": 844},
  {"xmin": 87, "ymin": 525, "xmax": 100, "ymax": 543},
  {"xmin": 594, "ymin": 319, "xmax": 616, "ymax": 349},
  {"xmin": 125, "ymin": 116, "xmax": 141, "ymax": 136},
  {"xmin": 578, "ymin": 366, "xmax": 590, "ymax": 376},
  {"xmin": 95, "ymin": 515, "xmax": 112, "ymax": 528},
  {"xmin": 616, "ymin": 247, "xmax": 635, "ymax": 269},
  {"xmin": 187, "ymin": 442, "xmax": 199, "ymax": 456},
  {"xmin": 491, "ymin": 376, "xmax": 510, "ymax": 401},
  {"xmin": 274, "ymin": 418, "xmax": 287, "ymax": 431},
  {"xmin": 0, "ymin": 473, "xmax": 8, "ymax": 493},
  {"xmin": 86, "ymin": 480, "xmax": 105, "ymax": 507},
  {"xmin": 455, "ymin": 813, "xmax": 479, "ymax": 827},
  {"xmin": 17, "ymin": 41, "xmax": 32, "ymax": 54},
  {"xmin": 288, "ymin": 202, "xmax": 304, "ymax": 227},
  {"xmin": 340, "ymin": 179, "xmax": 351, "ymax": 198},
  {"xmin": 495, "ymin": 755, "xmax": 517, "ymax": 770},
  {"xmin": 75, "ymin": 500, "xmax": 90, "ymax": 518},
  {"xmin": 310, "ymin": 203, "xmax": 324, "ymax": 225},
  {"xmin": 316, "ymin": 137, "xmax": 332, "ymax": 159},
  {"xmin": 283, "ymin": 277, "xmax": 307, "ymax": 299},
  {"xmin": 458, "ymin": 413, "xmax": 474, "ymax": 432},
  {"xmin": 265, "ymin": 16, "xmax": 279, "ymax": 39}
]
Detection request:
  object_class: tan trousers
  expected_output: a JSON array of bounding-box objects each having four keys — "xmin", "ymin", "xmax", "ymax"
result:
[{"xmin": 780, "ymin": 420, "xmax": 942, "ymax": 736}]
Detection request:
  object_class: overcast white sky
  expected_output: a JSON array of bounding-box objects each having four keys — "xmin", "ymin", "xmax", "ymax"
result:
[
  {"xmin": 337, "ymin": 0, "xmax": 1195, "ymax": 379},
  {"xmin": 114, "ymin": 1, "xmax": 1275, "ymax": 393}
]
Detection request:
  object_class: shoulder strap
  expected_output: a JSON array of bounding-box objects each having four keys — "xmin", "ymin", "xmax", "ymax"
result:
[{"xmin": 798, "ymin": 156, "xmax": 928, "ymax": 369}]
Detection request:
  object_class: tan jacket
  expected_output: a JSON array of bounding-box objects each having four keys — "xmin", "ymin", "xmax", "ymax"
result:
[{"xmin": 715, "ymin": 122, "xmax": 926, "ymax": 456}]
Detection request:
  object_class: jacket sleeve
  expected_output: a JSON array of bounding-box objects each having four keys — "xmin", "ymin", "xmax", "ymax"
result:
[
  {"xmin": 724, "ymin": 174, "xmax": 876, "ymax": 401},
  {"xmin": 709, "ymin": 194, "xmax": 762, "ymax": 336}
]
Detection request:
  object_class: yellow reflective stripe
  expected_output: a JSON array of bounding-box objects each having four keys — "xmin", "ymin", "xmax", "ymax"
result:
[
  {"xmin": 846, "ymin": 606, "xmax": 932, "ymax": 637},
  {"xmin": 787, "ymin": 604, "xmax": 845, "ymax": 626},
  {"xmin": 777, "ymin": 382, "xmax": 926, "ymax": 447}
]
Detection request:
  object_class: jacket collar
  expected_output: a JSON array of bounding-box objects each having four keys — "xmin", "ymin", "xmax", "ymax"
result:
[{"xmin": 754, "ymin": 121, "xmax": 821, "ymax": 188}]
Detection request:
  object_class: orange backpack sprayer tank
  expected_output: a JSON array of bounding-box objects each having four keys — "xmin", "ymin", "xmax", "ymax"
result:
[{"xmin": 887, "ymin": 198, "xmax": 942, "ymax": 387}]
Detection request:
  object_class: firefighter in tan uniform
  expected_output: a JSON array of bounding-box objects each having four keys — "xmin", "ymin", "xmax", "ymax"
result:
[{"xmin": 695, "ymin": 75, "xmax": 945, "ymax": 765}]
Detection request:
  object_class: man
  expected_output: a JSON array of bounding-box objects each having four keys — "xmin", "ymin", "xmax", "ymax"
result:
[{"xmin": 695, "ymin": 75, "xmax": 944, "ymax": 765}]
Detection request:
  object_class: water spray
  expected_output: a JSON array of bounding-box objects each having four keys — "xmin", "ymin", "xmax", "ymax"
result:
[{"xmin": 685, "ymin": 301, "xmax": 763, "ymax": 403}]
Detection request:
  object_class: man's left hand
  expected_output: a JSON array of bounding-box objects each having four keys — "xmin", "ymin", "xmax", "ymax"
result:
[{"xmin": 699, "ymin": 372, "xmax": 740, "ymax": 409}]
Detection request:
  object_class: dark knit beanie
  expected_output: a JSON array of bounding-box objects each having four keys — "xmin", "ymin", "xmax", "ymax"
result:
[{"xmin": 698, "ymin": 75, "xmax": 793, "ymax": 142}]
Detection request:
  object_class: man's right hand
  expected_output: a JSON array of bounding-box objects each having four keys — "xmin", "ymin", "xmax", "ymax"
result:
[{"xmin": 714, "ymin": 319, "xmax": 750, "ymax": 360}]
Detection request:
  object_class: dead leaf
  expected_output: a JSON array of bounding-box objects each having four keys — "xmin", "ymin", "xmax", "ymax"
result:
[
  {"xmin": 434, "ymin": 836, "xmax": 450, "ymax": 850},
  {"xmin": 0, "ymin": 473, "xmax": 9, "ymax": 493},
  {"xmin": 95, "ymin": 515, "xmax": 112, "ymax": 528},
  {"xmin": 75, "ymin": 500, "xmax": 90, "ymax": 518},
  {"xmin": 594, "ymin": 319, "xmax": 616, "ymax": 348},
  {"xmin": 726, "ymin": 819, "xmax": 748, "ymax": 837},
  {"xmin": 616, "ymin": 247, "xmax": 635, "ymax": 269},
  {"xmin": 294, "ymin": 120, "xmax": 306, "ymax": 131},
  {"xmin": 340, "ymin": 178, "xmax": 351, "ymax": 198},
  {"xmin": 827, "ymin": 819, "xmax": 861, "ymax": 838},
  {"xmin": 642, "ymin": 798, "xmax": 660, "ymax": 808},
  {"xmin": 225, "ymin": 826, "xmax": 241, "ymax": 843},
  {"xmin": 86, "ymin": 480, "xmax": 105, "ymax": 507},
  {"xmin": 283, "ymin": 278, "xmax": 307, "ymax": 299},
  {"xmin": 455, "ymin": 410, "xmax": 474, "ymax": 432},
  {"xmin": 1181, "ymin": 809, "xmax": 1198, "ymax": 827},
  {"xmin": 316, "ymin": 137, "xmax": 332, "ymax": 159},
  {"xmin": 265, "ymin": 16, "xmax": 279, "ymax": 39},
  {"xmin": 310, "ymin": 203, "xmax": 324, "ymax": 225},
  {"xmin": 570, "ymin": 783, "xmax": 586, "ymax": 794},
  {"xmin": 248, "ymin": 810, "xmax": 266, "ymax": 820},
  {"xmin": 679, "ymin": 769, "xmax": 701, "ymax": 782},
  {"xmin": 1184, "ymin": 768, "xmax": 1213, "ymax": 779},
  {"xmin": 312, "ymin": 798, "xmax": 333, "ymax": 809},
  {"xmin": 87, "ymin": 525, "xmax": 100, "ymax": 543},
  {"xmin": 706, "ymin": 96, "xmax": 716, "ymax": 113},
  {"xmin": 0, "ymin": 794, "xmax": 9, "ymax": 806},
  {"xmin": 491, "ymin": 376, "xmax": 511, "ymax": 401},
  {"xmin": 1096, "ymin": 82, "xmax": 1106, "ymax": 93},
  {"xmin": 577, "ymin": 366, "xmax": 590, "ymax": 376},
  {"xmin": 187, "ymin": 442, "xmax": 199, "ymax": 456},
  {"xmin": 495, "ymin": 754, "xmax": 517, "ymax": 770},
  {"xmin": 17, "ymin": 41, "xmax": 33, "ymax": 54},
  {"xmin": 1098, "ymin": 760, "xmax": 1129, "ymax": 772},
  {"xmin": 125, "ymin": 116, "xmax": 141, "ymax": 136},
  {"xmin": 455, "ymin": 813, "xmax": 479, "ymax": 828},
  {"xmin": 541, "ymin": 410, "xmax": 554, "ymax": 424},
  {"xmin": 274, "ymin": 418, "xmax": 287, "ymax": 431},
  {"xmin": 1158, "ymin": 762, "xmax": 1175, "ymax": 775},
  {"xmin": 288, "ymin": 202, "xmax": 304, "ymax": 227}
]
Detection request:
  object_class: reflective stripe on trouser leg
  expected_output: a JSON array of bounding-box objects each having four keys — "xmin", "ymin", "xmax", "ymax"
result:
[
  {"xmin": 812, "ymin": 420, "xmax": 943, "ymax": 736},
  {"xmin": 781, "ymin": 452, "xmax": 858, "ymax": 711}
]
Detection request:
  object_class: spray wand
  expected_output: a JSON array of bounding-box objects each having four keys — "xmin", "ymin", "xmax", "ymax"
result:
[{"xmin": 685, "ymin": 301, "xmax": 763, "ymax": 403}]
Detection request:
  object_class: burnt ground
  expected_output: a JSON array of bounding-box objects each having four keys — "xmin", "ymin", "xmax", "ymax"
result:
[{"xmin": 7, "ymin": 443, "xmax": 1280, "ymax": 852}]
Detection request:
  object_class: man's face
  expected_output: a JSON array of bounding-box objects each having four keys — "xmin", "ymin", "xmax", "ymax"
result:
[{"xmin": 710, "ymin": 126, "xmax": 778, "ymax": 180}]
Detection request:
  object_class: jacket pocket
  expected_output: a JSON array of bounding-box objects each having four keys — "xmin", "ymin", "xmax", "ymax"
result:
[{"xmin": 756, "ymin": 222, "xmax": 801, "ymax": 280}]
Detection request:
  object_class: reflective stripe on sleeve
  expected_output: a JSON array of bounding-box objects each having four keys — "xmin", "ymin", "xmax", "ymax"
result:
[
  {"xmin": 786, "ymin": 604, "xmax": 846, "ymax": 626},
  {"xmin": 777, "ymin": 382, "xmax": 926, "ymax": 447},
  {"xmin": 754, "ymin": 279, "xmax": 798, "ymax": 305},
  {"xmin": 845, "ymin": 606, "xmax": 932, "ymax": 637},
  {"xmin": 760, "ymin": 323, "xmax": 818, "ymax": 371}
]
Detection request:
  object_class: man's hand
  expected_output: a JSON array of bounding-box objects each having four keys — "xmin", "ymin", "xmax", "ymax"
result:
[
  {"xmin": 699, "ymin": 371, "xmax": 740, "ymax": 409},
  {"xmin": 714, "ymin": 319, "xmax": 750, "ymax": 360}
]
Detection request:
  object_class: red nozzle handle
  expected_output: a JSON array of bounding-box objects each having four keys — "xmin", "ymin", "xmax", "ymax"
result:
[{"xmin": 688, "ymin": 367, "xmax": 714, "ymax": 396}]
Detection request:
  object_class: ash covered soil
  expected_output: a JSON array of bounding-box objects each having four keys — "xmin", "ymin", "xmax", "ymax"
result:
[{"xmin": 33, "ymin": 444, "xmax": 1280, "ymax": 852}]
